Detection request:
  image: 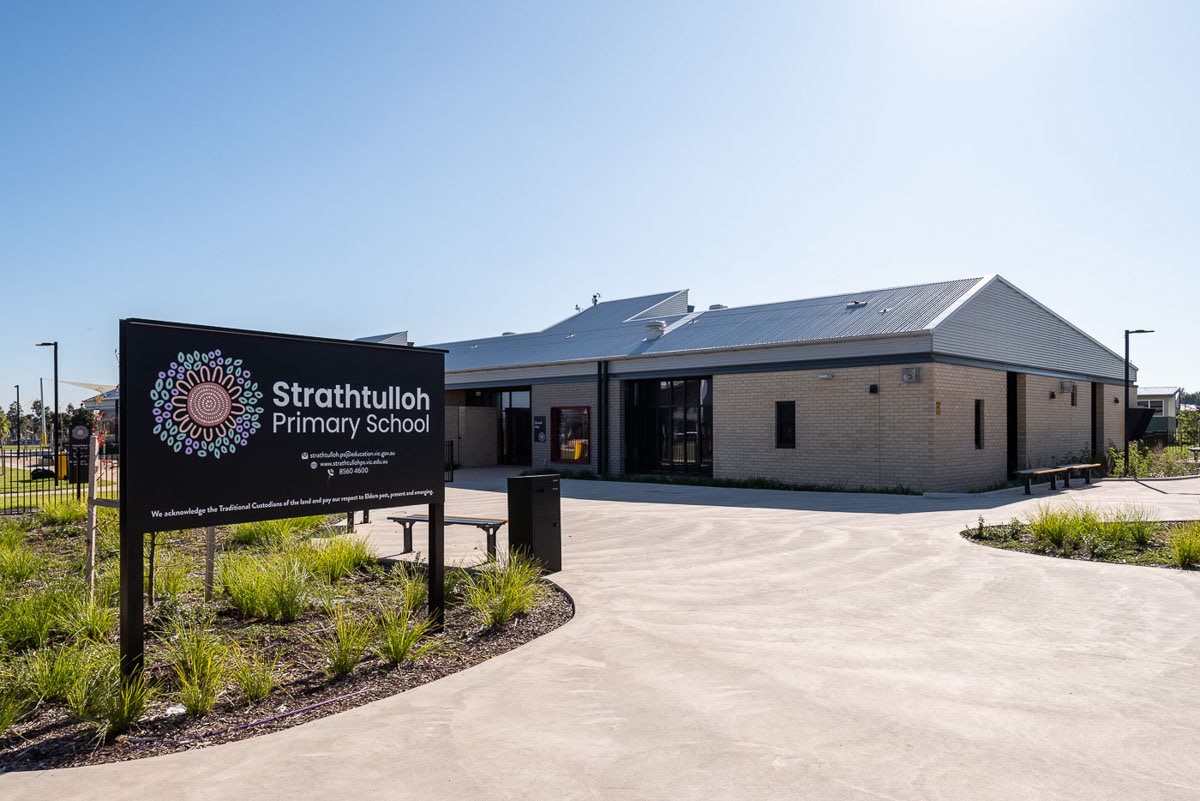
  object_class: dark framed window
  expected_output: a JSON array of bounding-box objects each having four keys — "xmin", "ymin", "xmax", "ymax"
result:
[
  {"xmin": 624, "ymin": 377, "xmax": 712, "ymax": 474},
  {"xmin": 775, "ymin": 401, "xmax": 796, "ymax": 449},
  {"xmin": 551, "ymin": 406, "xmax": 590, "ymax": 464},
  {"xmin": 974, "ymin": 399, "xmax": 985, "ymax": 450},
  {"xmin": 1070, "ymin": 387, "xmax": 1077, "ymax": 407}
]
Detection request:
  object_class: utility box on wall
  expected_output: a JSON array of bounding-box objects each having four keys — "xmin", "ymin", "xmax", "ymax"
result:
[{"xmin": 506, "ymin": 474, "xmax": 562, "ymax": 573}]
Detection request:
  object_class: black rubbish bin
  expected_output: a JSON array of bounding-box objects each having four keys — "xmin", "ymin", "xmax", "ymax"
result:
[{"xmin": 506, "ymin": 474, "xmax": 561, "ymax": 573}]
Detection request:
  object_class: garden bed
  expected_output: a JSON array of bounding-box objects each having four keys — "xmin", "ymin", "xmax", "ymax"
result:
[
  {"xmin": 0, "ymin": 505, "xmax": 572, "ymax": 772},
  {"xmin": 962, "ymin": 504, "xmax": 1200, "ymax": 570}
]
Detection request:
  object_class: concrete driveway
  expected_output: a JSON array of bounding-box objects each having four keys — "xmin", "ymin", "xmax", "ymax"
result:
[{"xmin": 6, "ymin": 476, "xmax": 1200, "ymax": 800}]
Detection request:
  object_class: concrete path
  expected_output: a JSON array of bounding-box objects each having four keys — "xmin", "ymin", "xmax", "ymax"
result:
[{"xmin": 6, "ymin": 477, "xmax": 1200, "ymax": 800}]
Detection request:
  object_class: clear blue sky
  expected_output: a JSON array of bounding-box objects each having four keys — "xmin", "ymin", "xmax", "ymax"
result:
[{"xmin": 3, "ymin": 1, "xmax": 1197, "ymax": 413}]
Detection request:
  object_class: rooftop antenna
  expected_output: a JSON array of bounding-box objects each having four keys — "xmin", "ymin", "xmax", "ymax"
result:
[{"xmin": 591, "ymin": 293, "xmax": 602, "ymax": 306}]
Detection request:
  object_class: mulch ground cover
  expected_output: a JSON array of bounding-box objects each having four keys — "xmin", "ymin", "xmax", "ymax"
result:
[
  {"xmin": 0, "ymin": 517, "xmax": 573, "ymax": 773},
  {"xmin": 961, "ymin": 519, "xmax": 1192, "ymax": 569}
]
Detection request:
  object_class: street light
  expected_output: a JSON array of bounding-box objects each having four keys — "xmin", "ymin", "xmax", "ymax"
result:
[
  {"xmin": 36, "ymin": 341, "xmax": 59, "ymax": 485},
  {"xmin": 12, "ymin": 385, "xmax": 19, "ymax": 468},
  {"xmin": 1124, "ymin": 329, "xmax": 1155, "ymax": 476}
]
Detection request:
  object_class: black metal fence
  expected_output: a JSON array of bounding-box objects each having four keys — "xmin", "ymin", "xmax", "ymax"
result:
[{"xmin": 0, "ymin": 444, "xmax": 120, "ymax": 515}]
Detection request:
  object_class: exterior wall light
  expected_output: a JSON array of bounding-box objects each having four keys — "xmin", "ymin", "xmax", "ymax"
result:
[
  {"xmin": 1049, "ymin": 391, "xmax": 1057, "ymax": 399},
  {"xmin": 869, "ymin": 384, "xmax": 879, "ymax": 394}
]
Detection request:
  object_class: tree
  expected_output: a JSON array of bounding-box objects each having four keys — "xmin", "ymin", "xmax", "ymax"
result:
[{"xmin": 0, "ymin": 411, "xmax": 8, "ymax": 445}]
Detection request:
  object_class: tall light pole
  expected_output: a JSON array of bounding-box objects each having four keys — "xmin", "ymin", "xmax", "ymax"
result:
[
  {"xmin": 37, "ymin": 342, "xmax": 59, "ymax": 485},
  {"xmin": 1124, "ymin": 328, "xmax": 1154, "ymax": 476},
  {"xmin": 13, "ymin": 385, "xmax": 20, "ymax": 468}
]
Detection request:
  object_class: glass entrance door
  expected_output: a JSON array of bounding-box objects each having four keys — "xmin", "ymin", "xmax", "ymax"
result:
[{"xmin": 625, "ymin": 377, "xmax": 712, "ymax": 475}]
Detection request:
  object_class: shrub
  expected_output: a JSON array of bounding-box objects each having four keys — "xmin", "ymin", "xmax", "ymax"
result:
[
  {"xmin": 230, "ymin": 647, "xmax": 278, "ymax": 702},
  {"xmin": 462, "ymin": 552, "xmax": 545, "ymax": 628},
  {"xmin": 373, "ymin": 607, "xmax": 441, "ymax": 666},
  {"xmin": 304, "ymin": 536, "xmax": 375, "ymax": 585},
  {"xmin": 0, "ymin": 689, "xmax": 28, "ymax": 736},
  {"xmin": 153, "ymin": 551, "xmax": 194, "ymax": 600},
  {"xmin": 0, "ymin": 542, "xmax": 41, "ymax": 584},
  {"xmin": 221, "ymin": 552, "xmax": 311, "ymax": 622},
  {"xmin": 1169, "ymin": 524, "xmax": 1200, "ymax": 569},
  {"xmin": 95, "ymin": 566, "xmax": 121, "ymax": 607},
  {"xmin": 56, "ymin": 595, "xmax": 117, "ymax": 642},
  {"xmin": 230, "ymin": 518, "xmax": 296, "ymax": 549},
  {"xmin": 1027, "ymin": 503, "xmax": 1100, "ymax": 554},
  {"xmin": 399, "ymin": 568, "xmax": 429, "ymax": 613},
  {"xmin": 1109, "ymin": 443, "xmax": 1200, "ymax": 479},
  {"xmin": 160, "ymin": 615, "xmax": 227, "ymax": 716},
  {"xmin": 21, "ymin": 643, "xmax": 107, "ymax": 702},
  {"xmin": 311, "ymin": 608, "xmax": 374, "ymax": 678},
  {"xmin": 66, "ymin": 660, "xmax": 154, "ymax": 741},
  {"xmin": 34, "ymin": 499, "xmax": 88, "ymax": 528},
  {"xmin": 1104, "ymin": 505, "xmax": 1155, "ymax": 549},
  {"xmin": 0, "ymin": 519, "xmax": 25, "ymax": 550},
  {"xmin": 0, "ymin": 589, "xmax": 65, "ymax": 650},
  {"xmin": 288, "ymin": 515, "xmax": 330, "ymax": 534},
  {"xmin": 443, "ymin": 565, "xmax": 472, "ymax": 606}
]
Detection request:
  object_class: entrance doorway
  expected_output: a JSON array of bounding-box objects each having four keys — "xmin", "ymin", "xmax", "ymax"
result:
[
  {"xmin": 497, "ymin": 389, "xmax": 532, "ymax": 466},
  {"xmin": 624, "ymin": 377, "xmax": 713, "ymax": 475}
]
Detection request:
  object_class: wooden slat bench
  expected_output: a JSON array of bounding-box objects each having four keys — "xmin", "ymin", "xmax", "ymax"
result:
[
  {"xmin": 1014, "ymin": 467, "xmax": 1067, "ymax": 495},
  {"xmin": 1060, "ymin": 462, "xmax": 1102, "ymax": 488},
  {"xmin": 388, "ymin": 514, "xmax": 507, "ymax": 557},
  {"xmin": 1014, "ymin": 463, "xmax": 1103, "ymax": 494}
]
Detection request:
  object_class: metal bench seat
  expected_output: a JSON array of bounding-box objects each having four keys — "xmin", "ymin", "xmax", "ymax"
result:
[{"xmin": 388, "ymin": 514, "xmax": 507, "ymax": 557}]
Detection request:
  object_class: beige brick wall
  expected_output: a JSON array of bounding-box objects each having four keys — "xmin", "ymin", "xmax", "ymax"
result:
[
  {"xmin": 444, "ymin": 406, "xmax": 498, "ymax": 468},
  {"xmin": 712, "ymin": 364, "xmax": 935, "ymax": 491},
  {"xmin": 930, "ymin": 364, "xmax": 1008, "ymax": 491},
  {"xmin": 1100, "ymin": 383, "xmax": 1125, "ymax": 453},
  {"xmin": 1018, "ymin": 375, "xmax": 1093, "ymax": 467},
  {"xmin": 607, "ymin": 379, "xmax": 624, "ymax": 475},
  {"xmin": 532, "ymin": 382, "xmax": 597, "ymax": 470}
]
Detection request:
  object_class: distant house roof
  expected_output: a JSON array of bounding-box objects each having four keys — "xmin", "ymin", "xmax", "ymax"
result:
[
  {"xmin": 1138, "ymin": 386, "xmax": 1181, "ymax": 397},
  {"xmin": 356, "ymin": 331, "xmax": 410, "ymax": 346},
  {"xmin": 369, "ymin": 275, "xmax": 1132, "ymax": 384}
]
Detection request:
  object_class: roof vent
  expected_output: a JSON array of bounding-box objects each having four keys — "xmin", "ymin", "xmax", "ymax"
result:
[
  {"xmin": 501, "ymin": 331, "xmax": 516, "ymax": 336},
  {"xmin": 846, "ymin": 300, "xmax": 868, "ymax": 309},
  {"xmin": 708, "ymin": 304, "xmax": 728, "ymax": 311},
  {"xmin": 645, "ymin": 320, "xmax": 667, "ymax": 340}
]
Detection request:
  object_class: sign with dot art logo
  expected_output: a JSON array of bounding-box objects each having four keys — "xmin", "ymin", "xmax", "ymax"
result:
[
  {"xmin": 121, "ymin": 319, "xmax": 445, "ymax": 531},
  {"xmin": 151, "ymin": 349, "xmax": 264, "ymax": 458}
]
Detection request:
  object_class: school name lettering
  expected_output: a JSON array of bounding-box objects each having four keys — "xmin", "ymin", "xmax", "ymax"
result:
[{"xmin": 270, "ymin": 382, "xmax": 432, "ymax": 440}]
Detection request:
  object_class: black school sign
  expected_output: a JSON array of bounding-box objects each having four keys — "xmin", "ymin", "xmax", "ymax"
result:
[
  {"xmin": 120, "ymin": 319, "xmax": 445, "ymax": 531},
  {"xmin": 118, "ymin": 319, "xmax": 447, "ymax": 678}
]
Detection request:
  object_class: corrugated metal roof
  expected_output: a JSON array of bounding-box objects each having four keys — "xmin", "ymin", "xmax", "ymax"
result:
[
  {"xmin": 415, "ymin": 278, "xmax": 985, "ymax": 372},
  {"xmin": 641, "ymin": 278, "xmax": 981, "ymax": 355},
  {"xmin": 1138, "ymin": 386, "xmax": 1181, "ymax": 396}
]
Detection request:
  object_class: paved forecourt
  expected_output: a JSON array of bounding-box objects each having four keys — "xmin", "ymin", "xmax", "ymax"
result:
[{"xmin": 5, "ymin": 476, "xmax": 1200, "ymax": 800}]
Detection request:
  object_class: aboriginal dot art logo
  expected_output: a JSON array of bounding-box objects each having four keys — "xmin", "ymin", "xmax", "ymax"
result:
[{"xmin": 150, "ymin": 350, "xmax": 264, "ymax": 458}]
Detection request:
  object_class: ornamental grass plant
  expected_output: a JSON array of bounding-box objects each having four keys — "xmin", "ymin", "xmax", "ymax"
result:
[
  {"xmin": 230, "ymin": 646, "xmax": 279, "ymax": 702},
  {"xmin": 303, "ymin": 535, "xmax": 374, "ymax": 585},
  {"xmin": 220, "ymin": 551, "xmax": 312, "ymax": 623},
  {"xmin": 373, "ymin": 607, "xmax": 441, "ymax": 666},
  {"xmin": 311, "ymin": 607, "xmax": 374, "ymax": 679},
  {"xmin": 34, "ymin": 499, "xmax": 88, "ymax": 529},
  {"xmin": 463, "ymin": 551, "xmax": 545, "ymax": 628},
  {"xmin": 160, "ymin": 615, "xmax": 228, "ymax": 716},
  {"xmin": 1169, "ymin": 523, "xmax": 1200, "ymax": 569}
]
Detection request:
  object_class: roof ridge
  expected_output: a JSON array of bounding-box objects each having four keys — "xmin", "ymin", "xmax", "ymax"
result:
[{"xmin": 697, "ymin": 276, "xmax": 983, "ymax": 316}]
